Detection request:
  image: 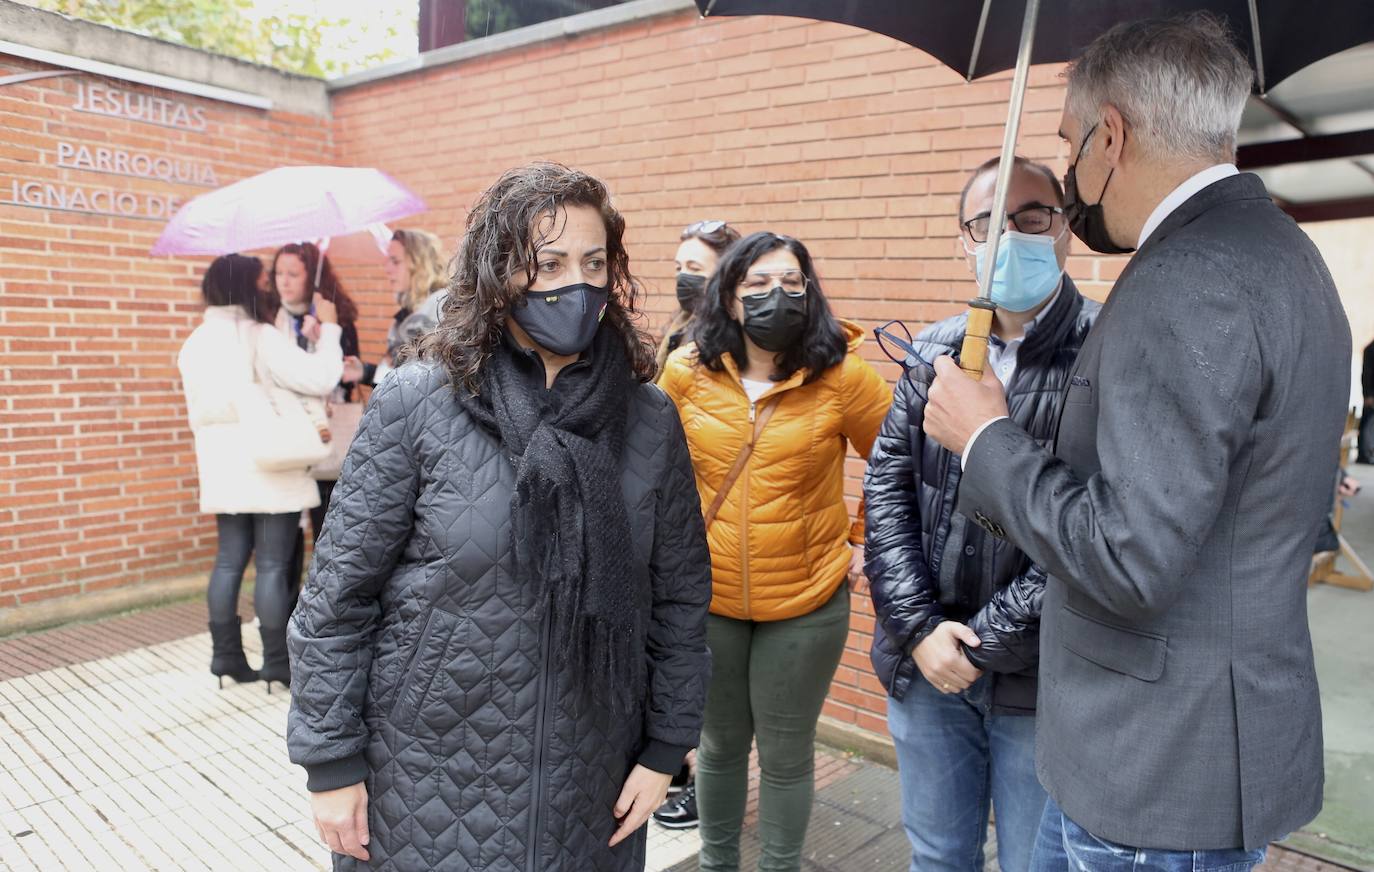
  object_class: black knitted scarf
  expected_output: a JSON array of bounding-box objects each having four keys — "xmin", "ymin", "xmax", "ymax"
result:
[{"xmin": 463, "ymin": 328, "xmax": 646, "ymax": 711}]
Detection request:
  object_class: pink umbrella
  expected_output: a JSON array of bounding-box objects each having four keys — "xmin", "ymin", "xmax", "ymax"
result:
[
  {"xmin": 318, "ymin": 223, "xmax": 393, "ymax": 264},
  {"xmin": 150, "ymin": 165, "xmax": 425, "ymax": 256}
]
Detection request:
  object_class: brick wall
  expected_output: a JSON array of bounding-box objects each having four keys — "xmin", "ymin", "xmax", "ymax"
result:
[
  {"xmin": 0, "ymin": 55, "xmax": 334, "ymax": 609},
  {"xmin": 0, "ymin": 7, "xmax": 1131, "ymax": 733},
  {"xmin": 330, "ymin": 9, "xmax": 1125, "ymax": 734}
]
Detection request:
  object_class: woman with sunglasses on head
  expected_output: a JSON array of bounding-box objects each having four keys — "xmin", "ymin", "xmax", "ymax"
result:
[
  {"xmin": 657, "ymin": 232, "xmax": 892, "ymax": 872},
  {"xmin": 655, "ymin": 220, "xmax": 741, "ymax": 379},
  {"xmin": 288, "ymin": 162, "xmax": 712, "ymax": 871},
  {"xmin": 651, "ymin": 218, "xmax": 742, "ymax": 831}
]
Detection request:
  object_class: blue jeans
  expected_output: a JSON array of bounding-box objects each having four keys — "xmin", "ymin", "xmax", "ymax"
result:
[
  {"xmin": 887, "ymin": 674, "xmax": 1046, "ymax": 872},
  {"xmin": 1029, "ymin": 797, "xmax": 1267, "ymax": 871}
]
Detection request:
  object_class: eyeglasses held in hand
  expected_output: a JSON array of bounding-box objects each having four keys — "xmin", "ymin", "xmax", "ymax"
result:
[{"xmin": 875, "ymin": 320, "xmax": 949, "ymax": 373}]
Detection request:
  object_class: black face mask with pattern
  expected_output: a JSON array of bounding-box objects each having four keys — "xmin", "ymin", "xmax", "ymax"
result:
[
  {"xmin": 1063, "ymin": 124, "xmax": 1136, "ymax": 255},
  {"xmin": 510, "ymin": 282, "xmax": 609, "ymax": 356}
]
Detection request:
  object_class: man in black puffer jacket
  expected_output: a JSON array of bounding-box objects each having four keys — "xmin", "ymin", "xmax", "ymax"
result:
[{"xmin": 864, "ymin": 156, "xmax": 1099, "ymax": 872}]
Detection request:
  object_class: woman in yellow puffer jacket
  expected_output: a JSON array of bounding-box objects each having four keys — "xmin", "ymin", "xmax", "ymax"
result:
[{"xmin": 658, "ymin": 231, "xmax": 892, "ymax": 871}]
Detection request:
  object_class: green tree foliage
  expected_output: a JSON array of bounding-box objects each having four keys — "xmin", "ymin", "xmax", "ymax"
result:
[
  {"xmin": 462, "ymin": 0, "xmax": 628, "ymax": 40},
  {"xmin": 26, "ymin": 0, "xmax": 409, "ymax": 77}
]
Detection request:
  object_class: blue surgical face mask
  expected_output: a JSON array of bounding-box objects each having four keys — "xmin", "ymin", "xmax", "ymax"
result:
[{"xmin": 968, "ymin": 229, "xmax": 1066, "ymax": 313}]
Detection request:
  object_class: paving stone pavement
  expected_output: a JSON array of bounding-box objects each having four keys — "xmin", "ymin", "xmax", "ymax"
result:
[{"xmin": 0, "ymin": 596, "xmax": 1360, "ymax": 871}]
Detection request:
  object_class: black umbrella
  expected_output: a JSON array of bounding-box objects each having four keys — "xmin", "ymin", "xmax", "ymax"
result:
[{"xmin": 695, "ymin": 0, "xmax": 1374, "ymax": 376}]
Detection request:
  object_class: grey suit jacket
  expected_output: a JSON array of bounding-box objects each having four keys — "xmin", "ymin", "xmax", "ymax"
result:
[{"xmin": 958, "ymin": 173, "xmax": 1350, "ymax": 851}]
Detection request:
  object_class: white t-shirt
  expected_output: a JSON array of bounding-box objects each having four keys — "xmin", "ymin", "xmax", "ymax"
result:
[{"xmin": 741, "ymin": 377, "xmax": 773, "ymax": 405}]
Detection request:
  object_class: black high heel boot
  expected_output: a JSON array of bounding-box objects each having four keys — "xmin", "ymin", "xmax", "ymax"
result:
[
  {"xmin": 258, "ymin": 624, "xmax": 291, "ymax": 694},
  {"xmin": 209, "ymin": 620, "xmax": 259, "ymax": 688}
]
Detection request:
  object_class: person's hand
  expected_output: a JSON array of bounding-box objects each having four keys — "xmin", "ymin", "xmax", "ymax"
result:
[
  {"xmin": 847, "ymin": 543, "xmax": 867, "ymax": 592},
  {"xmin": 609, "ymin": 764, "xmax": 671, "ymax": 847},
  {"xmin": 925, "ymin": 355, "xmax": 1009, "ymax": 458},
  {"xmin": 314, "ymin": 296, "xmax": 339, "ymax": 325},
  {"xmin": 1339, "ymin": 475, "xmax": 1361, "ymax": 498},
  {"xmin": 310, "ymin": 782, "xmax": 370, "ymax": 861},
  {"xmin": 342, "ymin": 355, "xmax": 365, "ymax": 384},
  {"xmin": 316, "ymin": 423, "xmax": 332, "ymax": 444},
  {"xmin": 299, "ymin": 314, "xmax": 323, "ymax": 344},
  {"xmin": 914, "ymin": 621, "xmax": 983, "ymax": 694},
  {"xmin": 1365, "ymin": 397, "xmax": 1373, "ymax": 409}
]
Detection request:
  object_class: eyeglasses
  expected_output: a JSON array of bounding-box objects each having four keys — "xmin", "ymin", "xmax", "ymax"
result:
[
  {"xmin": 961, "ymin": 205, "xmax": 1063, "ymax": 243},
  {"xmin": 683, "ymin": 220, "xmax": 728, "ymax": 237},
  {"xmin": 740, "ymin": 269, "xmax": 807, "ymax": 298}
]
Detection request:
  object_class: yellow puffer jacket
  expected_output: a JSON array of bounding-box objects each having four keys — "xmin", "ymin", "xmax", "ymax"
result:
[{"xmin": 659, "ymin": 321, "xmax": 893, "ymax": 621}]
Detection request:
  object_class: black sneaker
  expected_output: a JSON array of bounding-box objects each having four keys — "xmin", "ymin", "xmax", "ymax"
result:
[
  {"xmin": 666, "ymin": 763, "xmax": 691, "ymax": 797},
  {"xmin": 652, "ymin": 784, "xmax": 698, "ymax": 830}
]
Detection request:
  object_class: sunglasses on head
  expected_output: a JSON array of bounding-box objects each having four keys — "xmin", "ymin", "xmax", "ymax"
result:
[{"xmin": 683, "ymin": 219, "xmax": 728, "ymax": 237}]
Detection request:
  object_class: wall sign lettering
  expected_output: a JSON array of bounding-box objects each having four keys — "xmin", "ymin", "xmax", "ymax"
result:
[
  {"xmin": 72, "ymin": 81, "xmax": 209, "ymax": 131},
  {"xmin": 7, "ymin": 179, "xmax": 182, "ymax": 219},
  {"xmin": 56, "ymin": 141, "xmax": 218, "ymax": 186},
  {"xmin": 1, "ymin": 75, "xmax": 218, "ymax": 220}
]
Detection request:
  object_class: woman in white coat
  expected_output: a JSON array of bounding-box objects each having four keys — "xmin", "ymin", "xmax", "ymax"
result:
[{"xmin": 178, "ymin": 254, "xmax": 343, "ymax": 691}]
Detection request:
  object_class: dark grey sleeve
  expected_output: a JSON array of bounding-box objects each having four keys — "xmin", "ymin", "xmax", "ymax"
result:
[
  {"xmin": 638, "ymin": 398, "xmax": 713, "ymax": 774},
  {"xmin": 287, "ymin": 371, "xmax": 423, "ymax": 790},
  {"xmin": 957, "ymin": 252, "xmax": 1262, "ymax": 622}
]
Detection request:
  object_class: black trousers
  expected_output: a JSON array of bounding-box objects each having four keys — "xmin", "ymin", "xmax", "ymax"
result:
[
  {"xmin": 209, "ymin": 512, "xmax": 299, "ymax": 627},
  {"xmin": 1359, "ymin": 404, "xmax": 1374, "ymax": 463}
]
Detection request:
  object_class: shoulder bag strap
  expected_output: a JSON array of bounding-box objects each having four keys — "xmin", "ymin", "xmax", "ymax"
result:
[{"xmin": 703, "ymin": 397, "xmax": 780, "ymax": 529}]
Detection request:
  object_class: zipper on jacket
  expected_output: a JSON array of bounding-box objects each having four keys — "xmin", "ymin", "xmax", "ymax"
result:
[
  {"xmin": 740, "ymin": 400, "xmax": 757, "ymax": 618},
  {"xmin": 526, "ymin": 607, "xmax": 554, "ymax": 872}
]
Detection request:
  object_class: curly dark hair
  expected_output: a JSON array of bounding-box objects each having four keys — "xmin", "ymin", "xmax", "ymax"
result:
[
  {"xmin": 691, "ymin": 231, "xmax": 847, "ymax": 385},
  {"xmin": 410, "ymin": 162, "xmax": 656, "ymax": 392},
  {"xmin": 268, "ymin": 242, "xmax": 359, "ymax": 326}
]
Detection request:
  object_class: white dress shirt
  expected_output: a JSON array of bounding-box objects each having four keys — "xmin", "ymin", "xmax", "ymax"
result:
[
  {"xmin": 985, "ymin": 281, "xmax": 1063, "ymax": 388},
  {"xmin": 960, "ymin": 163, "xmax": 1240, "ymax": 471},
  {"xmin": 1137, "ymin": 163, "xmax": 1238, "ymax": 249}
]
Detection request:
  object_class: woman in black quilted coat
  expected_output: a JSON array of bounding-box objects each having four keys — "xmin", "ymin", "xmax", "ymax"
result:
[{"xmin": 286, "ymin": 163, "xmax": 713, "ymax": 871}]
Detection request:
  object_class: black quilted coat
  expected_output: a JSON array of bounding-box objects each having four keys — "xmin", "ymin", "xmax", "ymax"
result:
[
  {"xmin": 864, "ymin": 280, "xmax": 1099, "ymax": 714},
  {"xmin": 286, "ymin": 356, "xmax": 712, "ymax": 871}
]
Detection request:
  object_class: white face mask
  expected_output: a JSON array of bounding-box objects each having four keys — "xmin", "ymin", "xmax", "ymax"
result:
[{"xmin": 965, "ymin": 228, "xmax": 1067, "ymax": 313}]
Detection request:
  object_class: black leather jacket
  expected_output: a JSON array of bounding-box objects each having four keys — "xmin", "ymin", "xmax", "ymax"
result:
[{"xmin": 864, "ymin": 278, "xmax": 1099, "ymax": 713}]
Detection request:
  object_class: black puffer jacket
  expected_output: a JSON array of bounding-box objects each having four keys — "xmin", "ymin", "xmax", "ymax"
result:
[
  {"xmin": 287, "ymin": 356, "xmax": 712, "ymax": 871},
  {"xmin": 864, "ymin": 280, "xmax": 1099, "ymax": 714}
]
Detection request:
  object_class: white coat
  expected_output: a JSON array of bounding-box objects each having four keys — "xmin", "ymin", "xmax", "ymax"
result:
[{"xmin": 178, "ymin": 306, "xmax": 343, "ymax": 515}]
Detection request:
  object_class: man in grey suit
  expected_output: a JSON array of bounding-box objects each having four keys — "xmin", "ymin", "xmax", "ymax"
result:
[{"xmin": 923, "ymin": 13, "xmax": 1350, "ymax": 872}]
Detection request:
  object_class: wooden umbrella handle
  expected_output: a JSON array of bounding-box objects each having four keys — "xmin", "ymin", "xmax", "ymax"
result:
[{"xmin": 960, "ymin": 299, "xmax": 997, "ymax": 378}]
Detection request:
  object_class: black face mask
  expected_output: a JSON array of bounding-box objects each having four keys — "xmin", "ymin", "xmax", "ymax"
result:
[
  {"xmin": 510, "ymin": 282, "xmax": 609, "ymax": 356},
  {"xmin": 741, "ymin": 286, "xmax": 807, "ymax": 352},
  {"xmin": 1064, "ymin": 124, "xmax": 1135, "ymax": 255},
  {"xmin": 675, "ymin": 272, "xmax": 708, "ymax": 314}
]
